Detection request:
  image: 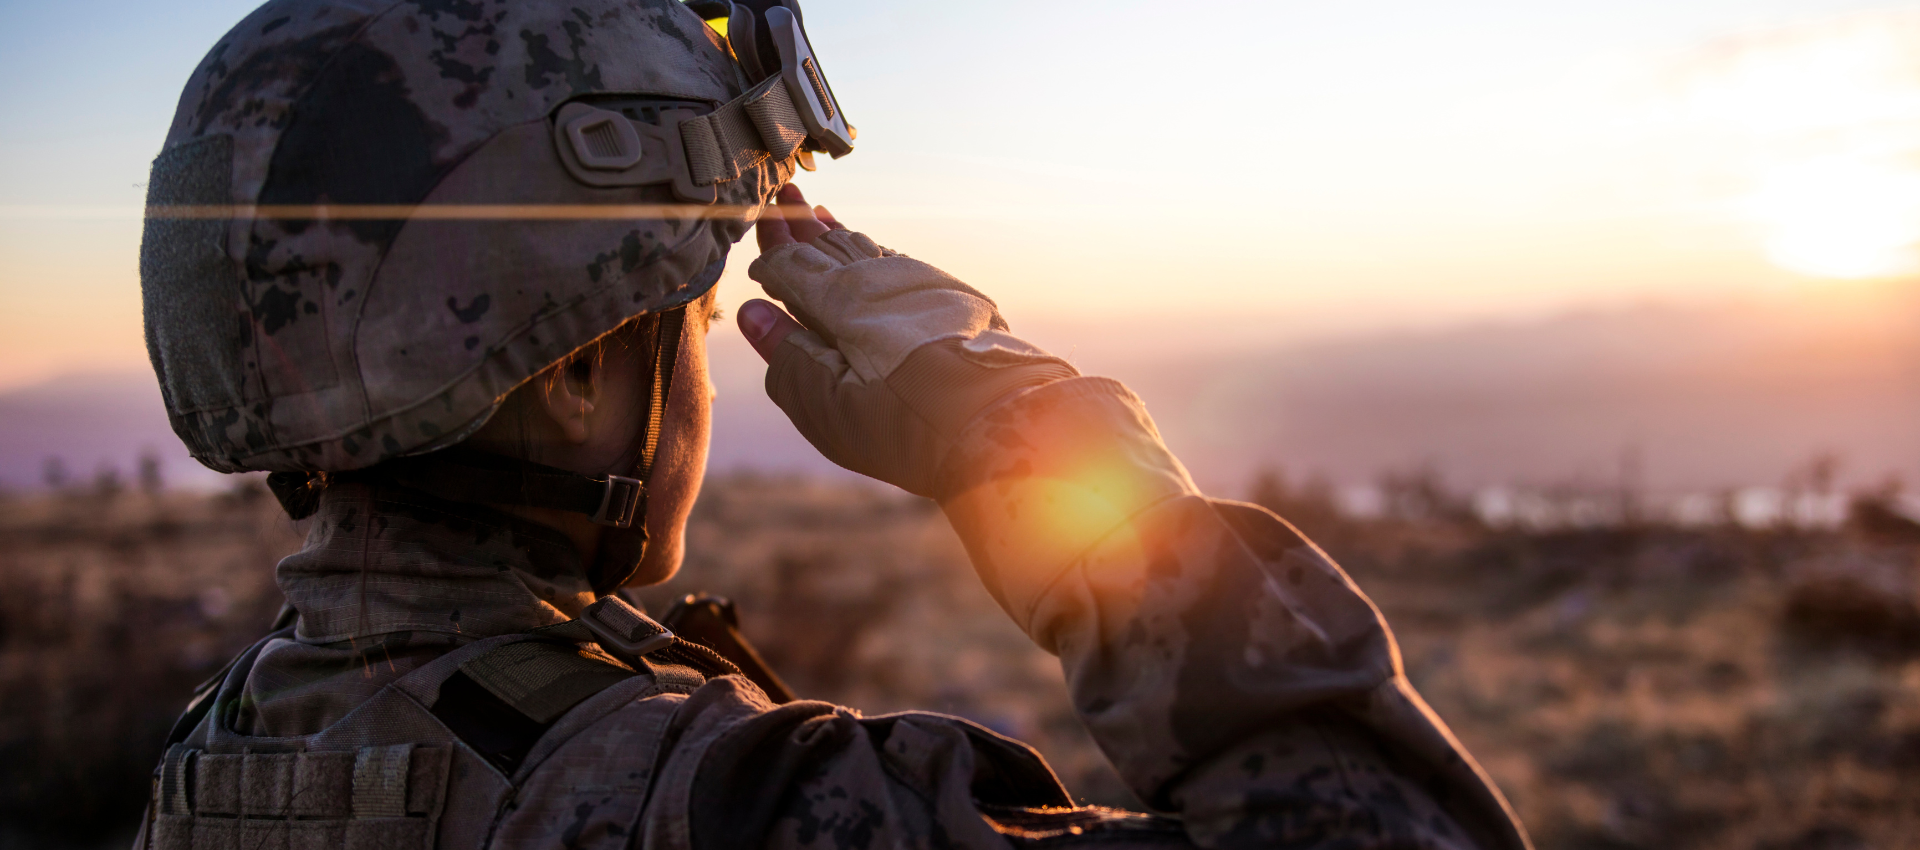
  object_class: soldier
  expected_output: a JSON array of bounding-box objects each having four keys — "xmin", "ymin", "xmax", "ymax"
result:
[{"xmin": 136, "ymin": 0, "xmax": 1532, "ymax": 848}]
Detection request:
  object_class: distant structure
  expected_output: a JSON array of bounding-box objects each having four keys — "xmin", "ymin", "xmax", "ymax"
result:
[
  {"xmin": 138, "ymin": 450, "xmax": 164, "ymax": 495},
  {"xmin": 93, "ymin": 465, "xmax": 123, "ymax": 500},
  {"xmin": 41, "ymin": 456, "xmax": 67, "ymax": 490}
]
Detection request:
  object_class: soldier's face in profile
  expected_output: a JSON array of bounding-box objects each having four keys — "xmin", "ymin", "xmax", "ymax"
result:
[
  {"xmin": 460, "ymin": 287, "xmax": 719, "ymax": 585},
  {"xmin": 624, "ymin": 290, "xmax": 721, "ymax": 586}
]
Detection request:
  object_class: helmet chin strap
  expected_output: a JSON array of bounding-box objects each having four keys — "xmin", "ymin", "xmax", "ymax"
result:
[
  {"xmin": 361, "ymin": 307, "xmax": 688, "ymax": 594},
  {"xmin": 587, "ymin": 306, "xmax": 686, "ymax": 591},
  {"xmin": 632, "ymin": 306, "xmax": 686, "ymax": 493}
]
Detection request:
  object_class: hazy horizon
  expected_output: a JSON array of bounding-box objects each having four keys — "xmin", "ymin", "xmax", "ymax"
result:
[{"xmin": 6, "ymin": 282, "xmax": 1911, "ymax": 503}]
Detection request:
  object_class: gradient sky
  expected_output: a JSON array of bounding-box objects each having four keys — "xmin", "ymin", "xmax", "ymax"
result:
[{"xmin": 2, "ymin": 0, "xmax": 1917, "ymax": 390}]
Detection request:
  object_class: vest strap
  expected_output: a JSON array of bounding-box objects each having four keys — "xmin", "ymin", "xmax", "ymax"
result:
[
  {"xmin": 457, "ymin": 640, "xmax": 639, "ymax": 725},
  {"xmin": 445, "ymin": 596, "xmax": 739, "ymax": 737},
  {"xmin": 534, "ymin": 595, "xmax": 745, "ymax": 682},
  {"xmin": 350, "ymin": 745, "xmax": 413, "ymax": 818}
]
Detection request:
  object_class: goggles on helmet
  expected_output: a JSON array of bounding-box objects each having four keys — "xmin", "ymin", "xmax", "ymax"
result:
[
  {"xmin": 549, "ymin": 0, "xmax": 853, "ymax": 205},
  {"xmin": 693, "ymin": 0, "xmax": 855, "ymax": 160}
]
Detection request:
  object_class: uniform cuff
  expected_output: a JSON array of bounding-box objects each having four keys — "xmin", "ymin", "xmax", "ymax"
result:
[{"xmin": 936, "ymin": 377, "xmax": 1198, "ymax": 636}]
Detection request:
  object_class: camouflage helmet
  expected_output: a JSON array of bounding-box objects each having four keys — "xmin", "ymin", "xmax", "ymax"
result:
[{"xmin": 141, "ymin": 0, "xmax": 851, "ymax": 474}]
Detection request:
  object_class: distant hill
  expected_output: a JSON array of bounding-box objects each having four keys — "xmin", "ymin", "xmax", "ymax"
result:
[
  {"xmin": 4, "ymin": 286, "xmax": 1914, "ymax": 495},
  {"xmin": 1102, "ymin": 286, "xmax": 1920, "ymax": 494},
  {"xmin": 0, "ymin": 372, "xmax": 220, "ymax": 492}
]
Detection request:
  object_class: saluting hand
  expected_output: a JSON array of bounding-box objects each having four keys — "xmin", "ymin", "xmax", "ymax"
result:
[
  {"xmin": 733, "ymin": 182, "xmax": 1077, "ymax": 498},
  {"xmin": 737, "ymin": 183, "xmax": 841, "ymax": 363}
]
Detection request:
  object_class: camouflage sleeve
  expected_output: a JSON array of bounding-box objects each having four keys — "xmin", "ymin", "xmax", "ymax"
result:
[
  {"xmin": 643, "ymin": 377, "xmax": 1531, "ymax": 849},
  {"xmin": 639, "ymin": 676, "xmax": 1200, "ymax": 850},
  {"xmin": 931, "ymin": 377, "xmax": 1534, "ymax": 850}
]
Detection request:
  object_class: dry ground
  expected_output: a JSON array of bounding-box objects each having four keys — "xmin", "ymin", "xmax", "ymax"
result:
[{"xmin": 2, "ymin": 475, "xmax": 1916, "ymax": 849}]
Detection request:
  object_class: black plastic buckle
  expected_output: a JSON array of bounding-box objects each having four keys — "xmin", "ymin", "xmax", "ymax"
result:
[
  {"xmin": 579, "ymin": 596, "xmax": 677, "ymax": 659},
  {"xmin": 591, "ymin": 474, "xmax": 644, "ymax": 528},
  {"xmin": 764, "ymin": 6, "xmax": 854, "ymax": 158}
]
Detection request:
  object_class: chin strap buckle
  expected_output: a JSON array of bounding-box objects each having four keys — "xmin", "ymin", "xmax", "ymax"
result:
[{"xmin": 591, "ymin": 474, "xmax": 644, "ymax": 528}]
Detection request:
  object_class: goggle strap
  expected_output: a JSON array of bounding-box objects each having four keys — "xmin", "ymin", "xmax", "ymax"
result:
[{"xmin": 679, "ymin": 76, "xmax": 809, "ymax": 187}]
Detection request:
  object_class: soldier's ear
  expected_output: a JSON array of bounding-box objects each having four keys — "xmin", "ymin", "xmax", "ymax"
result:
[{"xmin": 536, "ymin": 362, "xmax": 596, "ymax": 445}]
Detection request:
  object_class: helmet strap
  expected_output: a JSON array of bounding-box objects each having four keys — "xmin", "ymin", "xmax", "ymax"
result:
[
  {"xmin": 634, "ymin": 306, "xmax": 685, "ymax": 488},
  {"xmin": 585, "ymin": 305, "xmax": 686, "ymax": 591}
]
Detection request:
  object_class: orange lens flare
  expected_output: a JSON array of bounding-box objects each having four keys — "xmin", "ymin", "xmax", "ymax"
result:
[
  {"xmin": 137, "ymin": 203, "xmax": 812, "ymax": 220},
  {"xmin": 1010, "ymin": 463, "xmax": 1169, "ymax": 564},
  {"xmin": 0, "ymin": 203, "xmax": 848, "ymax": 221}
]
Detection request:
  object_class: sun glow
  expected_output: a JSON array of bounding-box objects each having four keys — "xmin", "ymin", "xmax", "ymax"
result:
[
  {"xmin": 1661, "ymin": 11, "xmax": 1920, "ymax": 280},
  {"xmin": 1743, "ymin": 157, "xmax": 1920, "ymax": 278}
]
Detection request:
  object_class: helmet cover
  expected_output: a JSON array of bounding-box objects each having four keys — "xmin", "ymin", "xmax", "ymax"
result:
[{"xmin": 141, "ymin": 0, "xmax": 800, "ymax": 473}]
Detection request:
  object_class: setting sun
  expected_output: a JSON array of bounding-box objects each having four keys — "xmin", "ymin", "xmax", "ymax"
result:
[
  {"xmin": 1744, "ymin": 157, "xmax": 1920, "ymax": 278},
  {"xmin": 1658, "ymin": 9, "xmax": 1920, "ymax": 280}
]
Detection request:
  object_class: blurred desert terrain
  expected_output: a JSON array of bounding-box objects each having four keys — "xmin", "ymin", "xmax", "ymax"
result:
[{"xmin": 3, "ymin": 473, "xmax": 1917, "ymax": 850}]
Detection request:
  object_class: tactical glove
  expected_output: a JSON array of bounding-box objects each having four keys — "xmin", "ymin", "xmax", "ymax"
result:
[{"xmin": 747, "ymin": 230, "xmax": 1079, "ymax": 498}]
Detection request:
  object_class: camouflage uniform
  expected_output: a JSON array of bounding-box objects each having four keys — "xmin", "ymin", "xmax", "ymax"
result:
[
  {"xmin": 138, "ymin": 374, "xmax": 1529, "ymax": 849},
  {"xmin": 136, "ymin": 1, "xmax": 1531, "ymax": 847}
]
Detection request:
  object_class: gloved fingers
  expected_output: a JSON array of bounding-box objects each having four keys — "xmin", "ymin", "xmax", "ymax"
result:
[
  {"xmin": 846, "ymin": 231, "xmax": 882, "ymax": 256},
  {"xmin": 754, "ymin": 205, "xmax": 794, "ymax": 251},
  {"xmin": 766, "ymin": 334, "xmax": 942, "ymax": 497},
  {"xmin": 766, "ymin": 331, "xmax": 865, "ymax": 466},
  {"xmin": 773, "ymin": 183, "xmax": 832, "ymax": 243},
  {"xmin": 814, "ymin": 204, "xmax": 847, "ymax": 231},
  {"xmin": 746, "ymin": 241, "xmax": 847, "ymax": 347},
  {"xmin": 809, "ymin": 229, "xmax": 886, "ymax": 265},
  {"xmin": 737, "ymin": 298, "xmax": 806, "ymax": 364}
]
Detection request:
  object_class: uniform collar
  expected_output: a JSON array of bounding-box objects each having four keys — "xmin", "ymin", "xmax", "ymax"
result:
[{"xmin": 277, "ymin": 480, "xmax": 598, "ymax": 644}]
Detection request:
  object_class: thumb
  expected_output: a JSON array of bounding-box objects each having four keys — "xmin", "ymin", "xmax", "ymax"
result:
[{"xmin": 736, "ymin": 298, "xmax": 806, "ymax": 364}]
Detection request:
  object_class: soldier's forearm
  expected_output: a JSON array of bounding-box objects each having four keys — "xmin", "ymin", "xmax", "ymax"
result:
[
  {"xmin": 937, "ymin": 379, "xmax": 1531, "ymax": 850},
  {"xmin": 937, "ymin": 376, "xmax": 1200, "ymax": 642}
]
